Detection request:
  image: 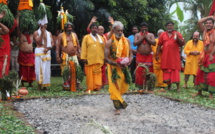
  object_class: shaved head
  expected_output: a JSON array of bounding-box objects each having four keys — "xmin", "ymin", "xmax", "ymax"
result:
[
  {"xmin": 193, "ymin": 31, "xmax": 200, "ymax": 42},
  {"xmin": 98, "ymin": 25, "xmax": 105, "ymax": 36}
]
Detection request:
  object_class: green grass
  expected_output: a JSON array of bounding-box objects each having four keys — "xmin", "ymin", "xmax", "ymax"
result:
[
  {"xmin": 0, "ymin": 103, "xmax": 35, "ymax": 134},
  {"xmin": 154, "ymin": 73, "xmax": 215, "ymax": 109},
  {"xmin": 0, "ymin": 73, "xmax": 214, "ymax": 133}
]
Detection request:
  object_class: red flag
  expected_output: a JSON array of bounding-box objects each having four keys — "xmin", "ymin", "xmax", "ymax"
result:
[{"xmin": 209, "ymin": 0, "xmax": 215, "ymax": 15}]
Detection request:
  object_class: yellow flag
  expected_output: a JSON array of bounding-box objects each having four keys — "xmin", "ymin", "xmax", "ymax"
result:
[{"xmin": 29, "ymin": 0, "xmax": 33, "ymax": 7}]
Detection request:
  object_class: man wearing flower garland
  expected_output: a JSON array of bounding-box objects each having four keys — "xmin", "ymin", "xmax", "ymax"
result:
[
  {"xmin": 194, "ymin": 16, "xmax": 215, "ymax": 99},
  {"xmin": 134, "ymin": 22, "xmax": 156, "ymax": 92},
  {"xmin": 105, "ymin": 21, "xmax": 133, "ymax": 115},
  {"xmin": 81, "ymin": 23, "xmax": 104, "ymax": 92},
  {"xmin": 56, "ymin": 22, "xmax": 82, "ymax": 92}
]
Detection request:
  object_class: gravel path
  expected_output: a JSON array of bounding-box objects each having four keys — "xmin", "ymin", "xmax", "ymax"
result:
[{"xmin": 13, "ymin": 94, "xmax": 215, "ymax": 134}]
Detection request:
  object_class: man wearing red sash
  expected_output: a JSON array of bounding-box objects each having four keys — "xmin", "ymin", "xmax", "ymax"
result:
[
  {"xmin": 134, "ymin": 22, "xmax": 156, "ymax": 91},
  {"xmin": 156, "ymin": 21, "xmax": 185, "ymax": 91},
  {"xmin": 194, "ymin": 16, "xmax": 215, "ymax": 99}
]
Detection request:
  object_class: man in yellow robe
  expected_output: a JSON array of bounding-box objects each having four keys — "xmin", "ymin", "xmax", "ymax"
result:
[
  {"xmin": 81, "ymin": 23, "xmax": 104, "ymax": 91},
  {"xmin": 151, "ymin": 29, "xmax": 167, "ymax": 88},
  {"xmin": 183, "ymin": 32, "xmax": 203, "ymax": 88},
  {"xmin": 105, "ymin": 21, "xmax": 133, "ymax": 115}
]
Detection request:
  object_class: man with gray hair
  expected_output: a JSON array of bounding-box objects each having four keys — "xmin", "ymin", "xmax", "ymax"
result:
[
  {"xmin": 105, "ymin": 21, "xmax": 133, "ymax": 115},
  {"xmin": 151, "ymin": 29, "xmax": 167, "ymax": 88}
]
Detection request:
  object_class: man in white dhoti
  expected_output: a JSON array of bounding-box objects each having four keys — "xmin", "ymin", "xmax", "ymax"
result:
[{"xmin": 33, "ymin": 16, "xmax": 53, "ymax": 91}]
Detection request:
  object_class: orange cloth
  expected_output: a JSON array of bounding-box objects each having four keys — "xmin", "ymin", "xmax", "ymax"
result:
[
  {"xmin": 203, "ymin": 29, "xmax": 215, "ymax": 46},
  {"xmin": 107, "ymin": 64, "xmax": 129, "ymax": 103},
  {"xmin": 183, "ymin": 40, "xmax": 204, "ymax": 75},
  {"xmin": 85, "ymin": 64, "xmax": 102, "ymax": 91},
  {"xmin": 112, "ymin": 35, "xmax": 129, "ymax": 58},
  {"xmin": 0, "ymin": 0, "xmax": 7, "ymax": 4},
  {"xmin": 81, "ymin": 34, "xmax": 104, "ymax": 91},
  {"xmin": 107, "ymin": 35, "xmax": 130, "ymax": 103},
  {"xmin": 151, "ymin": 39, "xmax": 167, "ymax": 87},
  {"xmin": 17, "ymin": 0, "xmax": 33, "ymax": 11},
  {"xmin": 81, "ymin": 34, "xmax": 104, "ymax": 65},
  {"xmin": 69, "ymin": 61, "xmax": 76, "ymax": 92}
]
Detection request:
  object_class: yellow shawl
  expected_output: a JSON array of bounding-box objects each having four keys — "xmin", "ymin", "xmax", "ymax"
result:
[
  {"xmin": 62, "ymin": 32, "xmax": 77, "ymax": 47},
  {"xmin": 111, "ymin": 34, "xmax": 129, "ymax": 59}
]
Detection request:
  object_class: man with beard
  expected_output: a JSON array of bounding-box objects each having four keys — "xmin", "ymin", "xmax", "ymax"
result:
[
  {"xmin": 56, "ymin": 22, "xmax": 82, "ymax": 92},
  {"xmin": 33, "ymin": 23, "xmax": 53, "ymax": 91},
  {"xmin": 81, "ymin": 23, "xmax": 104, "ymax": 92},
  {"xmin": 105, "ymin": 21, "xmax": 133, "ymax": 115},
  {"xmin": 156, "ymin": 21, "xmax": 185, "ymax": 91},
  {"xmin": 134, "ymin": 22, "xmax": 156, "ymax": 91},
  {"xmin": 194, "ymin": 16, "xmax": 215, "ymax": 99},
  {"xmin": 183, "ymin": 32, "xmax": 203, "ymax": 88},
  {"xmin": 128, "ymin": 25, "xmax": 139, "ymax": 82}
]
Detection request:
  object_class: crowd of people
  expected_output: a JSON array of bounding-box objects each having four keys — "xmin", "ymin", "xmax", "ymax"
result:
[{"xmin": 1, "ymin": 1, "xmax": 215, "ymax": 115}]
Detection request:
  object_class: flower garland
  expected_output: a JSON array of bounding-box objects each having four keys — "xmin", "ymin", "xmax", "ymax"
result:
[
  {"xmin": 110, "ymin": 34, "xmax": 129, "ymax": 59},
  {"xmin": 110, "ymin": 34, "xmax": 131, "ymax": 84}
]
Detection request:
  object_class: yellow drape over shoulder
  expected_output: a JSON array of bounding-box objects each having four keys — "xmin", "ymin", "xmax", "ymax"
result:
[
  {"xmin": 62, "ymin": 32, "xmax": 77, "ymax": 47},
  {"xmin": 184, "ymin": 40, "xmax": 204, "ymax": 75},
  {"xmin": 112, "ymin": 35, "xmax": 129, "ymax": 58}
]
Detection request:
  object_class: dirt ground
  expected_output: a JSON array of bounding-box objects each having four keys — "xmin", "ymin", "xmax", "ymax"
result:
[{"xmin": 13, "ymin": 94, "xmax": 215, "ymax": 134}]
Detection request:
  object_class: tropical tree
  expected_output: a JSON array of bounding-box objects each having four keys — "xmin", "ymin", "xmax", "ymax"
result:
[
  {"xmin": 7, "ymin": 0, "xmax": 171, "ymax": 38},
  {"xmin": 167, "ymin": 0, "xmax": 214, "ymax": 41}
]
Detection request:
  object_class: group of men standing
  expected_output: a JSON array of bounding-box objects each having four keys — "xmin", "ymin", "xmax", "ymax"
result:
[
  {"xmin": 1, "ymin": 7, "xmax": 215, "ymax": 114},
  {"xmin": 128, "ymin": 17, "xmax": 215, "ymax": 100}
]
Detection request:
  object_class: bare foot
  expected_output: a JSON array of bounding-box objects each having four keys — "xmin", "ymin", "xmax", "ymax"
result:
[
  {"xmin": 192, "ymin": 92, "xmax": 203, "ymax": 97},
  {"xmin": 209, "ymin": 94, "xmax": 213, "ymax": 100},
  {"xmin": 183, "ymin": 84, "xmax": 187, "ymax": 89},
  {"xmin": 115, "ymin": 109, "xmax": 120, "ymax": 115}
]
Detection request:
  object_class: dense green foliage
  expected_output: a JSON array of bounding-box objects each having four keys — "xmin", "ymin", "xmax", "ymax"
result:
[
  {"xmin": 7, "ymin": 0, "xmax": 171, "ymax": 37},
  {"xmin": 168, "ymin": 0, "xmax": 213, "ymax": 42}
]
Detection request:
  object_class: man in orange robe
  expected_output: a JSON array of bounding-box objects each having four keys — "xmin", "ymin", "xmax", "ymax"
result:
[
  {"xmin": 156, "ymin": 21, "xmax": 185, "ymax": 91},
  {"xmin": 183, "ymin": 32, "xmax": 203, "ymax": 88},
  {"xmin": 151, "ymin": 29, "xmax": 167, "ymax": 88},
  {"xmin": 81, "ymin": 23, "xmax": 104, "ymax": 91},
  {"xmin": 105, "ymin": 21, "xmax": 133, "ymax": 115}
]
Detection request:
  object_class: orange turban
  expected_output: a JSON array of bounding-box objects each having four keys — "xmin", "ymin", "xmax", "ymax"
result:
[
  {"xmin": 0, "ymin": 0, "xmax": 7, "ymax": 5},
  {"xmin": 17, "ymin": 0, "xmax": 33, "ymax": 11}
]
